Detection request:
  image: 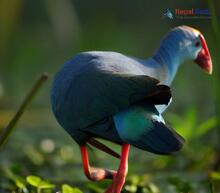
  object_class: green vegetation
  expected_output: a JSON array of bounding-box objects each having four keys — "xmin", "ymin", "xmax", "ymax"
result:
[{"xmin": 0, "ymin": 0, "xmax": 220, "ymax": 192}]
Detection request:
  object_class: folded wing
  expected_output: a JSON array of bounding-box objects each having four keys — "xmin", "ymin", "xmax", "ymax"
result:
[{"xmin": 113, "ymin": 104, "xmax": 185, "ymax": 154}]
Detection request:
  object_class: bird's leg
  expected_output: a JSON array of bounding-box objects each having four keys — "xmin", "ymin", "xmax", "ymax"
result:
[
  {"xmin": 80, "ymin": 145, "xmax": 117, "ymax": 181},
  {"xmin": 105, "ymin": 143, "xmax": 130, "ymax": 193},
  {"xmin": 112, "ymin": 143, "xmax": 130, "ymax": 193}
]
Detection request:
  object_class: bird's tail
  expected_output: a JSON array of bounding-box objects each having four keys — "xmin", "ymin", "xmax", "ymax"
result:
[{"xmin": 87, "ymin": 138, "xmax": 121, "ymax": 159}]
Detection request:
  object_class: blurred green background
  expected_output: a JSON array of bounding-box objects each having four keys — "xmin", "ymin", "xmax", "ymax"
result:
[{"xmin": 1, "ymin": 0, "xmax": 220, "ymax": 192}]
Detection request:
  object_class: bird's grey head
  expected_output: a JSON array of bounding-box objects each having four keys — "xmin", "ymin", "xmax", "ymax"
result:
[
  {"xmin": 155, "ymin": 25, "xmax": 212, "ymax": 74},
  {"xmin": 169, "ymin": 26, "xmax": 202, "ymax": 60}
]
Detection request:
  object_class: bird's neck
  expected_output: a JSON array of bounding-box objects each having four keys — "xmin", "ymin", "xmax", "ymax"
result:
[{"xmin": 152, "ymin": 37, "xmax": 185, "ymax": 85}]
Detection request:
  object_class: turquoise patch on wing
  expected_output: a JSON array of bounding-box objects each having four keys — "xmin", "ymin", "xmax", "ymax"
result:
[{"xmin": 114, "ymin": 108, "xmax": 154, "ymax": 141}]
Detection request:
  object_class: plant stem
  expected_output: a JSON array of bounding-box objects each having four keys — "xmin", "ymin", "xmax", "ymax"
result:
[
  {"xmin": 0, "ymin": 73, "xmax": 48, "ymax": 149},
  {"xmin": 208, "ymin": 0, "xmax": 220, "ymax": 170},
  {"xmin": 209, "ymin": 181, "xmax": 215, "ymax": 193}
]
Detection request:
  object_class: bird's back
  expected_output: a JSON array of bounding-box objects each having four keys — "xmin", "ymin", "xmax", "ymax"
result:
[
  {"xmin": 51, "ymin": 51, "xmax": 167, "ymax": 144},
  {"xmin": 51, "ymin": 52, "xmax": 144, "ymax": 123}
]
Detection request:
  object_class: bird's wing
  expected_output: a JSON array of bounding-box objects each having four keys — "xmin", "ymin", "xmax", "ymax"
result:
[
  {"xmin": 113, "ymin": 104, "xmax": 185, "ymax": 154},
  {"xmin": 76, "ymin": 72, "xmax": 172, "ymax": 130}
]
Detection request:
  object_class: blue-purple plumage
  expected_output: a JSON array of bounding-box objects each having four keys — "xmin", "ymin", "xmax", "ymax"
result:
[
  {"xmin": 51, "ymin": 26, "xmax": 205, "ymax": 153},
  {"xmin": 51, "ymin": 51, "xmax": 166, "ymax": 144}
]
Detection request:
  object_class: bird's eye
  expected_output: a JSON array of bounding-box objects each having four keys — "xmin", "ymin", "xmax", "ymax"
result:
[{"xmin": 194, "ymin": 41, "xmax": 200, "ymax": 47}]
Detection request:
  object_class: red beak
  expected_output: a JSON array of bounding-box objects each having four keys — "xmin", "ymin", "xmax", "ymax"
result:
[{"xmin": 194, "ymin": 34, "xmax": 212, "ymax": 74}]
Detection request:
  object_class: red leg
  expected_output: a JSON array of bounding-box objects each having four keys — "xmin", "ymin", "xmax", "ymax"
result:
[
  {"xmin": 112, "ymin": 143, "xmax": 130, "ymax": 193},
  {"xmin": 80, "ymin": 145, "xmax": 116, "ymax": 181},
  {"xmin": 105, "ymin": 143, "xmax": 130, "ymax": 193}
]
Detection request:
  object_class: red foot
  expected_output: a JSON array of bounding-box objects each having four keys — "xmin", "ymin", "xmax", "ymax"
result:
[
  {"xmin": 80, "ymin": 143, "xmax": 130, "ymax": 193},
  {"xmin": 80, "ymin": 145, "xmax": 116, "ymax": 181}
]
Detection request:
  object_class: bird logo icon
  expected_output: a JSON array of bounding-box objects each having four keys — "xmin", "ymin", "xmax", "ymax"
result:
[{"xmin": 163, "ymin": 8, "xmax": 174, "ymax": 19}]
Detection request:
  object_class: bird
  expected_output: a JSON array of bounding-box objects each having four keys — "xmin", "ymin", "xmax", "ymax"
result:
[{"xmin": 50, "ymin": 26, "xmax": 212, "ymax": 193}]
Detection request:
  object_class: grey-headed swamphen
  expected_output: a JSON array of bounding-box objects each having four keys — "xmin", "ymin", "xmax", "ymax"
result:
[{"xmin": 51, "ymin": 26, "xmax": 212, "ymax": 193}]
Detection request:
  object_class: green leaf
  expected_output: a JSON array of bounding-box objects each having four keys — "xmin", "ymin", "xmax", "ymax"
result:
[
  {"xmin": 4, "ymin": 168, "xmax": 27, "ymax": 189},
  {"xmin": 124, "ymin": 184, "xmax": 137, "ymax": 192},
  {"xmin": 166, "ymin": 107, "xmax": 197, "ymax": 140},
  {"xmin": 146, "ymin": 183, "xmax": 159, "ymax": 193},
  {"xmin": 62, "ymin": 184, "xmax": 83, "ymax": 193},
  {"xmin": 194, "ymin": 117, "xmax": 217, "ymax": 138},
  {"xmin": 15, "ymin": 178, "xmax": 26, "ymax": 189},
  {"xmin": 39, "ymin": 181, "xmax": 55, "ymax": 189},
  {"xmin": 26, "ymin": 175, "xmax": 42, "ymax": 187}
]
